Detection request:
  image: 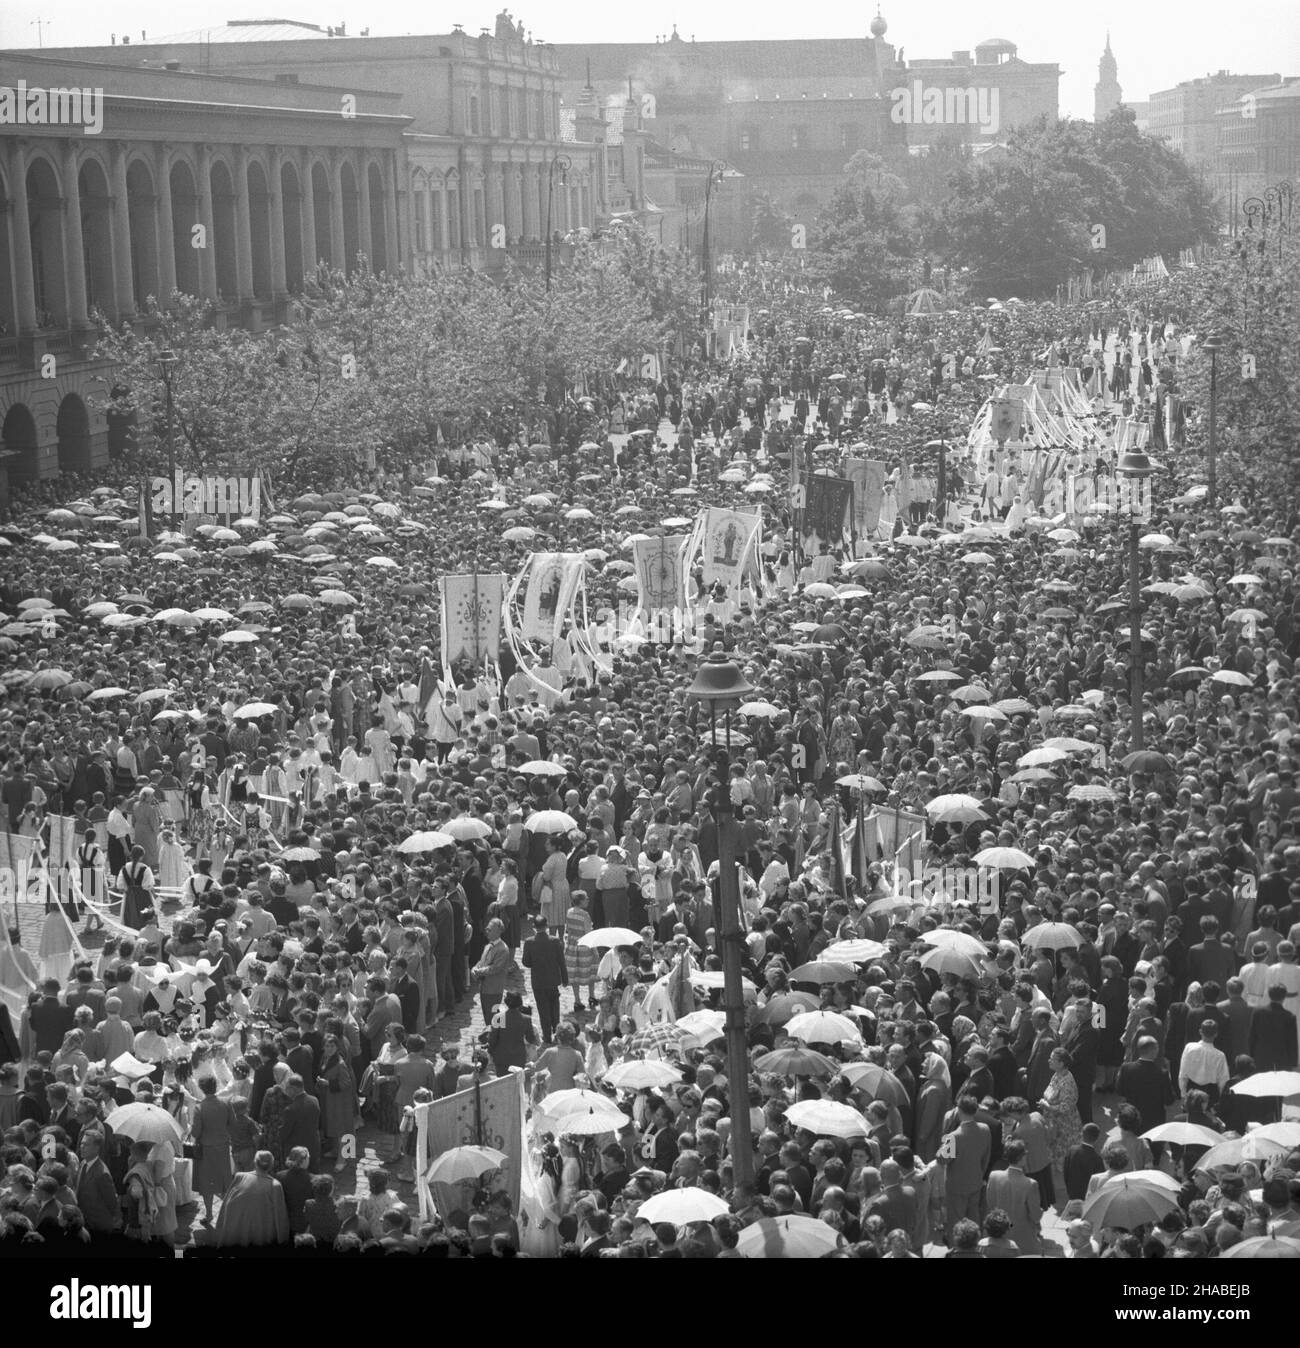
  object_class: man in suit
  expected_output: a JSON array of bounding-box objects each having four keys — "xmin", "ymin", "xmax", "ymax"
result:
[
  {"xmin": 1189, "ymin": 917, "xmax": 1238, "ymax": 989},
  {"xmin": 282, "ymin": 1029, "xmax": 315, "ymax": 1085},
  {"xmin": 987, "ymin": 1027, "xmax": 1020, "ymax": 1101},
  {"xmin": 521, "ymin": 916, "xmax": 568, "ymax": 1043},
  {"xmin": 47, "ymin": 1083, "xmax": 80, "ymax": 1149},
  {"xmin": 389, "ymin": 957, "xmax": 422, "ymax": 1035},
  {"xmin": 1064, "ymin": 1123, "xmax": 1106, "ymax": 1202},
  {"xmin": 984, "ymin": 1139, "xmax": 1042, "ymax": 1254},
  {"xmin": 249, "ymin": 1044, "xmax": 281, "ymax": 1122},
  {"xmin": 1249, "ymin": 984, "xmax": 1299, "ymax": 1070},
  {"xmin": 29, "ymin": 980, "xmax": 73, "ymax": 1055},
  {"xmin": 957, "ymin": 1045, "xmax": 995, "ymax": 1102},
  {"xmin": 864, "ymin": 1158, "xmax": 917, "ymax": 1236},
  {"xmin": 276, "ymin": 1146, "xmax": 315, "ymax": 1234},
  {"xmin": 74, "ymin": 1130, "xmax": 122, "ymax": 1236},
  {"xmin": 941, "ymin": 1095, "xmax": 991, "ymax": 1239},
  {"xmin": 578, "ymin": 1207, "xmax": 613, "ymax": 1258},
  {"xmin": 596, "ymin": 1142, "xmax": 630, "ymax": 1203},
  {"xmin": 1116, "ymin": 1036, "xmax": 1174, "ymax": 1133},
  {"xmin": 278, "ymin": 1076, "xmax": 321, "ymax": 1171},
  {"xmin": 65, "ymin": 968, "xmax": 106, "ymax": 1021}
]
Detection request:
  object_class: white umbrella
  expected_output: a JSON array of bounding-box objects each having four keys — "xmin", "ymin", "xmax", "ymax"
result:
[
  {"xmin": 578, "ymin": 927, "xmax": 643, "ymax": 949},
  {"xmin": 783, "ymin": 1099, "xmax": 869, "ymax": 1138},
  {"xmin": 636, "ymin": 1188, "xmax": 730, "ymax": 1225},
  {"xmin": 973, "ymin": 846, "xmax": 1035, "ymax": 869},
  {"xmin": 1021, "ymin": 922, "xmax": 1084, "ymax": 952},
  {"xmin": 425, "ymin": 1145, "xmax": 507, "ymax": 1185},
  {"xmin": 524, "ymin": 810, "xmax": 578, "ymax": 834},
  {"xmin": 784, "ymin": 1010, "xmax": 863, "ymax": 1047},
  {"xmin": 233, "ymin": 701, "xmax": 278, "ymax": 719},
  {"xmin": 104, "ymin": 1102, "xmax": 184, "ymax": 1147},
  {"xmin": 602, "ymin": 1060, "xmax": 684, "ymax": 1091},
  {"xmin": 1230, "ymin": 1071, "xmax": 1300, "ymax": 1098},
  {"xmin": 394, "ymin": 830, "xmax": 455, "ymax": 853}
]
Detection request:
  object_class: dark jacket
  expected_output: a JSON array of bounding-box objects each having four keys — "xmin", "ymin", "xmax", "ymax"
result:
[
  {"xmin": 276, "ymin": 1165, "xmax": 314, "ymax": 1234},
  {"xmin": 522, "ymin": 933, "xmax": 568, "ymax": 992},
  {"xmin": 29, "ymin": 996, "xmax": 73, "ymax": 1055},
  {"xmin": 1116, "ymin": 1058, "xmax": 1173, "ymax": 1134},
  {"xmin": 74, "ymin": 1155, "xmax": 122, "ymax": 1234},
  {"xmin": 1248, "ymin": 1003, "xmax": 1299, "ymax": 1071},
  {"xmin": 278, "ymin": 1092, "xmax": 321, "ymax": 1170}
]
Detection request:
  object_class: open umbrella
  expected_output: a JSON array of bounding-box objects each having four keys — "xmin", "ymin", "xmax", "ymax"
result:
[
  {"xmin": 784, "ymin": 1099, "xmax": 870, "ymax": 1138},
  {"xmin": 233, "ymin": 701, "xmax": 278, "ymax": 719},
  {"xmin": 1141, "ymin": 1121, "xmax": 1223, "ymax": 1148},
  {"xmin": 925, "ymin": 794, "xmax": 987, "ymax": 823},
  {"xmin": 104, "ymin": 1102, "xmax": 185, "ymax": 1148},
  {"xmin": 517, "ymin": 761, "xmax": 568, "ymax": 778},
  {"xmin": 1121, "ymin": 750, "xmax": 1173, "ymax": 774},
  {"xmin": 784, "ymin": 1010, "xmax": 863, "ymax": 1047},
  {"xmin": 1067, "ymin": 784, "xmax": 1117, "ymax": 803},
  {"xmin": 920, "ymin": 946, "xmax": 986, "ymax": 978},
  {"xmin": 625, "ymin": 1022, "xmax": 691, "ymax": 1057},
  {"xmin": 839, "ymin": 1063, "xmax": 909, "ymax": 1106},
  {"xmin": 736, "ymin": 1214, "xmax": 844, "ymax": 1259},
  {"xmin": 523, "ymin": 810, "xmax": 578, "ymax": 835},
  {"xmin": 442, "ymin": 817, "xmax": 494, "ymax": 841},
  {"xmin": 822, "ymin": 939, "xmax": 887, "ymax": 964},
  {"xmin": 577, "ymin": 926, "xmax": 643, "ymax": 949},
  {"xmin": 788, "ymin": 961, "xmax": 857, "ymax": 985},
  {"xmin": 973, "ymin": 846, "xmax": 1035, "ymax": 870},
  {"xmin": 394, "ymin": 830, "xmax": 455, "ymax": 853},
  {"xmin": 675, "ymin": 1010, "xmax": 726, "ymax": 1043},
  {"xmin": 754, "ymin": 1046, "xmax": 840, "ymax": 1078},
  {"xmin": 1229, "ymin": 1071, "xmax": 1300, "ymax": 1098},
  {"xmin": 602, "ymin": 1060, "xmax": 683, "ymax": 1091},
  {"xmin": 1220, "ymin": 1237, "xmax": 1300, "ymax": 1259},
  {"xmin": 425, "ymin": 1145, "xmax": 508, "ymax": 1186},
  {"xmin": 834, "ymin": 774, "xmax": 886, "ymax": 794},
  {"xmin": 637, "ymin": 1189, "xmax": 731, "ymax": 1225},
  {"xmin": 919, "ymin": 929, "xmax": 988, "ymax": 959},
  {"xmin": 1082, "ymin": 1176, "xmax": 1180, "ymax": 1229},
  {"xmin": 752, "ymin": 992, "xmax": 820, "ymax": 1026},
  {"xmin": 1022, "ymin": 922, "xmax": 1084, "ymax": 952}
]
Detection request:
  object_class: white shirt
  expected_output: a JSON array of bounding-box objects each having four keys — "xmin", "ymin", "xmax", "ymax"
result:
[
  {"xmin": 1178, "ymin": 1041, "xmax": 1229, "ymax": 1096},
  {"xmin": 1266, "ymin": 960, "xmax": 1300, "ymax": 1017}
]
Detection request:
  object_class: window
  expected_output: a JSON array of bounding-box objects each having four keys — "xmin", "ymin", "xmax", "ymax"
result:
[
  {"xmin": 791, "ymin": 125, "xmax": 807, "ymax": 150},
  {"xmin": 739, "ymin": 125, "xmax": 757, "ymax": 152},
  {"xmin": 468, "ymin": 94, "xmax": 480, "ymax": 135},
  {"xmin": 840, "ymin": 124, "xmax": 858, "ymax": 150}
]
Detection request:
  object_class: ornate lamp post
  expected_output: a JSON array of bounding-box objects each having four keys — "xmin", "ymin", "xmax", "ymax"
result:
[
  {"xmin": 544, "ymin": 154, "xmax": 571, "ymax": 293},
  {"xmin": 156, "ymin": 349, "xmax": 178, "ymax": 527},
  {"xmin": 701, "ymin": 161, "xmax": 727, "ymax": 326},
  {"xmin": 1117, "ymin": 450, "xmax": 1154, "ymax": 750},
  {"xmin": 686, "ymin": 648, "xmax": 755, "ymax": 1188},
  {"xmin": 1199, "ymin": 330, "xmax": 1226, "ymax": 508}
]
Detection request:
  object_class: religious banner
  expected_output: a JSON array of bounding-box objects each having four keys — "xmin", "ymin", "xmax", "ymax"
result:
[
  {"xmin": 520, "ymin": 554, "xmax": 584, "ymax": 644},
  {"xmin": 989, "ymin": 397, "xmax": 1023, "ymax": 443},
  {"xmin": 46, "ymin": 815, "xmax": 78, "ymax": 871},
  {"xmin": 801, "ymin": 474, "xmax": 853, "ymax": 544},
  {"xmin": 414, "ymin": 1069, "xmax": 526, "ymax": 1224},
  {"xmin": 700, "ymin": 508, "xmax": 761, "ymax": 589},
  {"xmin": 439, "ymin": 573, "xmax": 506, "ymax": 670},
  {"xmin": 843, "ymin": 458, "xmax": 886, "ymax": 534},
  {"xmin": 866, "ymin": 808, "xmax": 928, "ymax": 866},
  {"xmin": 633, "ymin": 535, "xmax": 688, "ymax": 614}
]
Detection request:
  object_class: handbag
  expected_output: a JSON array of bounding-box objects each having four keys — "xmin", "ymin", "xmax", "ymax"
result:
[{"xmin": 539, "ymin": 884, "xmax": 554, "ymax": 910}]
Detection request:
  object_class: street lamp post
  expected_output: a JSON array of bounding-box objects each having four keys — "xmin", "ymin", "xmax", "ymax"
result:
[
  {"xmin": 701, "ymin": 161, "xmax": 727, "ymax": 332},
  {"xmin": 157, "ymin": 349, "xmax": 179, "ymax": 528},
  {"xmin": 1117, "ymin": 450, "xmax": 1154, "ymax": 751},
  {"xmin": 687, "ymin": 649, "xmax": 755, "ymax": 1190},
  {"xmin": 544, "ymin": 154, "xmax": 571, "ymax": 293},
  {"xmin": 1199, "ymin": 330, "xmax": 1225, "ymax": 509}
]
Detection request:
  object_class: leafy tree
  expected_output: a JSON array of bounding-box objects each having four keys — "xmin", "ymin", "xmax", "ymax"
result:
[{"xmin": 749, "ymin": 193, "xmax": 795, "ymax": 252}]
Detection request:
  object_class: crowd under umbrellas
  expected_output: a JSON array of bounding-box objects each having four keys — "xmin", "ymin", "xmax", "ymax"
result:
[{"xmin": 0, "ymin": 266, "xmax": 1298, "ymax": 1259}]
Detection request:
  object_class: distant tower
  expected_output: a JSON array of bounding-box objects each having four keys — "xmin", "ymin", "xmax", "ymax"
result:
[{"xmin": 1094, "ymin": 33, "xmax": 1122, "ymax": 122}]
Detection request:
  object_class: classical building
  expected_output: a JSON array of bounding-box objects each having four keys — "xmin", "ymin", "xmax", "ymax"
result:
[
  {"xmin": 0, "ymin": 49, "xmax": 412, "ymax": 496},
  {"xmin": 1214, "ymin": 79, "xmax": 1300, "ymax": 204},
  {"xmin": 1094, "ymin": 34, "xmax": 1123, "ymax": 122},
  {"xmin": 1145, "ymin": 70, "xmax": 1282, "ymax": 165},
  {"xmin": 553, "ymin": 16, "xmax": 1060, "ymax": 241}
]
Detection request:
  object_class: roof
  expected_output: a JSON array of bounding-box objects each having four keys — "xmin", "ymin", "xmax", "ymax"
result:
[
  {"xmin": 976, "ymin": 37, "xmax": 1018, "ymax": 50},
  {"xmin": 554, "ymin": 39, "xmax": 891, "ymax": 88},
  {"xmin": 151, "ymin": 20, "xmax": 331, "ymax": 43}
]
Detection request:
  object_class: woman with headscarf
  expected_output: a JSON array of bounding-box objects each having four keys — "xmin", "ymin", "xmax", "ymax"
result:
[
  {"xmin": 123, "ymin": 1139, "xmax": 179, "ymax": 1245},
  {"xmin": 914, "ymin": 1051, "xmax": 952, "ymax": 1162},
  {"xmin": 596, "ymin": 846, "xmax": 631, "ymax": 928},
  {"xmin": 258, "ymin": 1060, "xmax": 293, "ymax": 1167},
  {"xmin": 539, "ymin": 833, "xmax": 571, "ymax": 933}
]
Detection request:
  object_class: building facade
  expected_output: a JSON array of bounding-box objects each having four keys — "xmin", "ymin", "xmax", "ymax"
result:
[
  {"xmin": 553, "ymin": 17, "xmax": 1059, "ymax": 241},
  {"xmin": 0, "ymin": 51, "xmax": 412, "ymax": 493}
]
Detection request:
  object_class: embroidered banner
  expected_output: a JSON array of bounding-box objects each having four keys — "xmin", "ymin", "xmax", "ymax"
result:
[
  {"xmin": 414, "ymin": 1069, "xmax": 525, "ymax": 1224},
  {"xmin": 802, "ymin": 474, "xmax": 854, "ymax": 544},
  {"xmin": 439, "ymin": 573, "xmax": 506, "ymax": 669},
  {"xmin": 520, "ymin": 554, "xmax": 584, "ymax": 644},
  {"xmin": 700, "ymin": 509, "xmax": 761, "ymax": 589},
  {"xmin": 843, "ymin": 458, "xmax": 885, "ymax": 534},
  {"xmin": 633, "ymin": 535, "xmax": 688, "ymax": 614}
]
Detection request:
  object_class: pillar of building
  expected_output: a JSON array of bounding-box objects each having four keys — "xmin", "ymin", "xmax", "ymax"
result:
[
  {"xmin": 300, "ymin": 153, "xmax": 319, "ymax": 276},
  {"xmin": 357, "ymin": 154, "xmax": 374, "ymax": 268},
  {"xmin": 330, "ymin": 152, "xmax": 347, "ymax": 271},
  {"xmin": 61, "ymin": 141, "xmax": 89, "ymax": 327},
  {"xmin": 232, "ymin": 147, "xmax": 254, "ymax": 301},
  {"xmin": 154, "ymin": 145, "xmax": 177, "ymax": 304},
  {"xmin": 383, "ymin": 150, "xmax": 401, "ymax": 270},
  {"xmin": 196, "ymin": 144, "xmax": 218, "ymax": 300},
  {"xmin": 268, "ymin": 149, "xmax": 287, "ymax": 296},
  {"xmin": 110, "ymin": 142, "xmax": 136, "ymax": 318}
]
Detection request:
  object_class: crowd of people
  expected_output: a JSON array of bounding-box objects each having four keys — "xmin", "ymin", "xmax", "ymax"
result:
[{"xmin": 0, "ymin": 254, "xmax": 1297, "ymax": 1259}]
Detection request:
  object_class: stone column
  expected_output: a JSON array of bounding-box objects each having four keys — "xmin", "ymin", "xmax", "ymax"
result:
[
  {"xmin": 155, "ymin": 145, "xmax": 177, "ymax": 304},
  {"xmin": 232, "ymin": 146, "xmax": 254, "ymax": 300},
  {"xmin": 300, "ymin": 152, "xmax": 318, "ymax": 275},
  {"xmin": 330, "ymin": 152, "xmax": 347, "ymax": 271},
  {"xmin": 420, "ymin": 185, "xmax": 433, "ymax": 272},
  {"xmin": 109, "ymin": 141, "xmax": 136, "ymax": 318},
  {"xmin": 505, "ymin": 164, "xmax": 522, "ymax": 239},
  {"xmin": 9, "ymin": 141, "xmax": 38, "ymax": 330},
  {"xmin": 357, "ymin": 153, "xmax": 374, "ymax": 269},
  {"xmin": 61, "ymin": 140, "xmax": 89, "ymax": 326},
  {"xmin": 268, "ymin": 149, "xmax": 287, "ymax": 296},
  {"xmin": 383, "ymin": 150, "xmax": 400, "ymax": 271},
  {"xmin": 196, "ymin": 144, "xmax": 218, "ymax": 299}
]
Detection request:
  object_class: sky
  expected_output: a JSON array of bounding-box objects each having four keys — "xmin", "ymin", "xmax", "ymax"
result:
[{"xmin": 1, "ymin": 0, "xmax": 1296, "ymax": 119}]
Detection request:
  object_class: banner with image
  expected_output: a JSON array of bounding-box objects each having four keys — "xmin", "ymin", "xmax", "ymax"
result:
[
  {"xmin": 633, "ymin": 535, "xmax": 688, "ymax": 614},
  {"xmin": 700, "ymin": 508, "xmax": 761, "ymax": 590},
  {"xmin": 521, "ymin": 554, "xmax": 584, "ymax": 644},
  {"xmin": 843, "ymin": 458, "xmax": 886, "ymax": 534},
  {"xmin": 439, "ymin": 573, "xmax": 506, "ymax": 669},
  {"xmin": 802, "ymin": 474, "xmax": 854, "ymax": 545}
]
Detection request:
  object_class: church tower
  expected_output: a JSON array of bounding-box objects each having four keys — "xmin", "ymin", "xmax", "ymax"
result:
[{"xmin": 1094, "ymin": 33, "xmax": 1122, "ymax": 122}]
